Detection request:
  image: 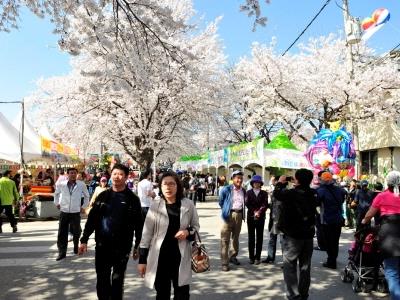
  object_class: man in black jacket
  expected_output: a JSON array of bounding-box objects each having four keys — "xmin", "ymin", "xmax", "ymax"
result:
[
  {"xmin": 274, "ymin": 169, "xmax": 317, "ymax": 300},
  {"xmin": 79, "ymin": 164, "xmax": 143, "ymax": 300}
]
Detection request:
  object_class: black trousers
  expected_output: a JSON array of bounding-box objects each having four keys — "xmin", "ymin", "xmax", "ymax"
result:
[
  {"xmin": 322, "ymin": 223, "xmax": 342, "ymax": 266},
  {"xmin": 155, "ymin": 240, "xmax": 189, "ymax": 300},
  {"xmin": 247, "ymin": 216, "xmax": 265, "ymax": 260},
  {"xmin": 0, "ymin": 205, "xmax": 17, "ymax": 228},
  {"xmin": 57, "ymin": 212, "xmax": 81, "ymax": 254},
  {"xmin": 95, "ymin": 247, "xmax": 129, "ymax": 300},
  {"xmin": 197, "ymin": 188, "xmax": 206, "ymax": 202},
  {"xmin": 154, "ymin": 264, "xmax": 190, "ymax": 300}
]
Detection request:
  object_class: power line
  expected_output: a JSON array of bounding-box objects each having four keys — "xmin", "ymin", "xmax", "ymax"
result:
[{"xmin": 282, "ymin": 0, "xmax": 332, "ymax": 56}]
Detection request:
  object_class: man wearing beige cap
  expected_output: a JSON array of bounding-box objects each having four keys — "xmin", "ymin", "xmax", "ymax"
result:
[{"xmin": 219, "ymin": 170, "xmax": 246, "ymax": 271}]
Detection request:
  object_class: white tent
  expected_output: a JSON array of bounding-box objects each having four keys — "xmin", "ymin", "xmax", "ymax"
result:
[
  {"xmin": 0, "ymin": 112, "xmax": 42, "ymax": 163},
  {"xmin": 12, "ymin": 112, "xmax": 42, "ymax": 153}
]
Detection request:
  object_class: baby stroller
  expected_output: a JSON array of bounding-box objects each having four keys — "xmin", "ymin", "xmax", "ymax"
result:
[{"xmin": 341, "ymin": 226, "xmax": 389, "ymax": 293}]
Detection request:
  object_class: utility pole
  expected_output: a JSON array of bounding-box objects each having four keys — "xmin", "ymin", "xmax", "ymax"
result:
[
  {"xmin": 342, "ymin": 0, "xmax": 361, "ymax": 178},
  {"xmin": 20, "ymin": 99, "xmax": 25, "ymax": 196},
  {"xmin": 342, "ymin": 0, "xmax": 354, "ymax": 77}
]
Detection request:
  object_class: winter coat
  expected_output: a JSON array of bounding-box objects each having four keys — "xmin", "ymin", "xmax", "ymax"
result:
[{"xmin": 139, "ymin": 197, "xmax": 200, "ymax": 288}]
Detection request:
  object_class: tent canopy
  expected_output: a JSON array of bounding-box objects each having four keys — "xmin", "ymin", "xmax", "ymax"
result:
[
  {"xmin": 265, "ymin": 130, "xmax": 298, "ymax": 150},
  {"xmin": 0, "ymin": 112, "xmax": 42, "ymax": 163}
]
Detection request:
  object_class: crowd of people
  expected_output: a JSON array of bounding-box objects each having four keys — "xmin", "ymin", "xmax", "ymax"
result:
[
  {"xmin": 1, "ymin": 163, "xmax": 399, "ymax": 300},
  {"xmin": 218, "ymin": 169, "xmax": 400, "ymax": 300}
]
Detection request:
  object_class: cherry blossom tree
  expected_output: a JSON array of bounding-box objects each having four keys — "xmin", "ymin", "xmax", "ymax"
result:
[
  {"xmin": 233, "ymin": 34, "xmax": 400, "ymax": 144},
  {"xmin": 28, "ymin": 4, "xmax": 225, "ymax": 169}
]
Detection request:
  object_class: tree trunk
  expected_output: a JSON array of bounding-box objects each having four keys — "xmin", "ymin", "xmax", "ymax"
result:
[{"xmin": 136, "ymin": 147, "xmax": 154, "ymax": 170}]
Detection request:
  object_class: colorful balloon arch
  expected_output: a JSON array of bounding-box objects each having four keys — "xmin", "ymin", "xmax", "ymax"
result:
[{"xmin": 305, "ymin": 121, "xmax": 356, "ymax": 178}]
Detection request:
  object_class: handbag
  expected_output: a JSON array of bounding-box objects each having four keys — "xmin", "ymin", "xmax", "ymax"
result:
[{"xmin": 191, "ymin": 231, "xmax": 210, "ymax": 273}]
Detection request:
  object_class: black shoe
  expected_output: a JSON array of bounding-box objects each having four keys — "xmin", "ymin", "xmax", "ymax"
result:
[
  {"xmin": 12, "ymin": 226, "xmax": 17, "ymax": 233},
  {"xmin": 249, "ymin": 259, "xmax": 255, "ymax": 264},
  {"xmin": 56, "ymin": 253, "xmax": 66, "ymax": 261},
  {"xmin": 262, "ymin": 257, "xmax": 274, "ymax": 264},
  {"xmin": 0, "ymin": 227, "xmax": 2, "ymax": 233},
  {"xmin": 73, "ymin": 246, "xmax": 78, "ymax": 255},
  {"xmin": 229, "ymin": 257, "xmax": 240, "ymax": 265},
  {"xmin": 322, "ymin": 262, "xmax": 336, "ymax": 269}
]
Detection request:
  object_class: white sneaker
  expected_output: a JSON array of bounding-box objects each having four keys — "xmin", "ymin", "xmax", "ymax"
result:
[{"xmin": 68, "ymin": 234, "xmax": 73, "ymax": 242}]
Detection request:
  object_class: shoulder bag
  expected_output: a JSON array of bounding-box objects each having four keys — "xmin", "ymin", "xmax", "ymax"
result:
[{"xmin": 191, "ymin": 231, "xmax": 210, "ymax": 273}]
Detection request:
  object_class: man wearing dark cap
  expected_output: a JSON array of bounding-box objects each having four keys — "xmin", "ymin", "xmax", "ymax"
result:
[
  {"xmin": 0, "ymin": 170, "xmax": 19, "ymax": 233},
  {"xmin": 219, "ymin": 170, "xmax": 246, "ymax": 271}
]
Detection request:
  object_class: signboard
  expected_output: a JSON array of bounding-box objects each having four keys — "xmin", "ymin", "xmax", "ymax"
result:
[
  {"xmin": 229, "ymin": 138, "xmax": 264, "ymax": 165},
  {"xmin": 208, "ymin": 149, "xmax": 228, "ymax": 167},
  {"xmin": 264, "ymin": 149, "xmax": 310, "ymax": 170}
]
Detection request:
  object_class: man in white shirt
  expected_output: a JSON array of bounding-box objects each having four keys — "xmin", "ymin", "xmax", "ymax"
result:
[
  {"xmin": 54, "ymin": 168, "xmax": 89, "ymax": 261},
  {"xmin": 137, "ymin": 169, "xmax": 156, "ymax": 219}
]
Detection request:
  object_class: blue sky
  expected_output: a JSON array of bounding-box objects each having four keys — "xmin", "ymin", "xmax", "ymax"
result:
[{"xmin": 1, "ymin": 0, "xmax": 399, "ymax": 122}]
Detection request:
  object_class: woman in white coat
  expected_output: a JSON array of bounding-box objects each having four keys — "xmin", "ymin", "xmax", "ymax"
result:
[{"xmin": 138, "ymin": 171, "xmax": 200, "ymax": 300}]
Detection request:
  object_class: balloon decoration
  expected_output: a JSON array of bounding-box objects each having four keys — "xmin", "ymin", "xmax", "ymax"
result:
[
  {"xmin": 361, "ymin": 8, "xmax": 390, "ymax": 41},
  {"xmin": 305, "ymin": 121, "xmax": 356, "ymax": 178}
]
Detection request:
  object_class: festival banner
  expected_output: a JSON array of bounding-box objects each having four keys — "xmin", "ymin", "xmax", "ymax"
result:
[
  {"xmin": 208, "ymin": 149, "xmax": 227, "ymax": 167},
  {"xmin": 41, "ymin": 137, "xmax": 51, "ymax": 153},
  {"xmin": 264, "ymin": 149, "xmax": 310, "ymax": 169},
  {"xmin": 228, "ymin": 138, "xmax": 264, "ymax": 165}
]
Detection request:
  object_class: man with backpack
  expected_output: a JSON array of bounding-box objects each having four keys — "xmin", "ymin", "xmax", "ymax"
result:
[{"xmin": 273, "ymin": 169, "xmax": 318, "ymax": 300}]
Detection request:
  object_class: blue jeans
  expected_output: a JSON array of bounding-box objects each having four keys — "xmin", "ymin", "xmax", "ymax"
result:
[{"xmin": 384, "ymin": 257, "xmax": 400, "ymax": 300}]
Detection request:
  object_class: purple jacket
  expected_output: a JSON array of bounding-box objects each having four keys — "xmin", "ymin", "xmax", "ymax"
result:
[{"xmin": 245, "ymin": 189, "xmax": 269, "ymax": 218}]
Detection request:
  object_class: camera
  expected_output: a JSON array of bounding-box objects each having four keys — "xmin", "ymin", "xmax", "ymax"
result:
[{"xmin": 285, "ymin": 176, "xmax": 293, "ymax": 182}]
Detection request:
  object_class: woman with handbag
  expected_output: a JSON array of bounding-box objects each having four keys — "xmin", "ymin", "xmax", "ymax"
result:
[
  {"xmin": 138, "ymin": 171, "xmax": 200, "ymax": 300},
  {"xmin": 362, "ymin": 171, "xmax": 400, "ymax": 300}
]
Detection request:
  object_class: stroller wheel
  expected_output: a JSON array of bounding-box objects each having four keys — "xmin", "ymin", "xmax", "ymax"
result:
[
  {"xmin": 352, "ymin": 277, "xmax": 362, "ymax": 293},
  {"xmin": 341, "ymin": 269, "xmax": 353, "ymax": 283},
  {"xmin": 348, "ymin": 270, "xmax": 354, "ymax": 283},
  {"xmin": 377, "ymin": 279, "xmax": 389, "ymax": 293},
  {"xmin": 361, "ymin": 281, "xmax": 370, "ymax": 293}
]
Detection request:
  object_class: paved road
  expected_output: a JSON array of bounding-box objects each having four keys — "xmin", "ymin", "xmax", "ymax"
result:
[{"xmin": 0, "ymin": 199, "xmax": 389, "ymax": 300}]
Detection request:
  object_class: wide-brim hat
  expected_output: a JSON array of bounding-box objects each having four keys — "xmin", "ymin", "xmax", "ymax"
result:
[{"xmin": 250, "ymin": 175, "xmax": 263, "ymax": 186}]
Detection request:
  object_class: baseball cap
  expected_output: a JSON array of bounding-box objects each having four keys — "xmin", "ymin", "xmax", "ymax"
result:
[{"xmin": 231, "ymin": 170, "xmax": 244, "ymax": 178}]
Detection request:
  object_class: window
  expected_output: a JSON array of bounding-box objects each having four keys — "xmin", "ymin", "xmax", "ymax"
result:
[{"xmin": 361, "ymin": 150, "xmax": 378, "ymax": 175}]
